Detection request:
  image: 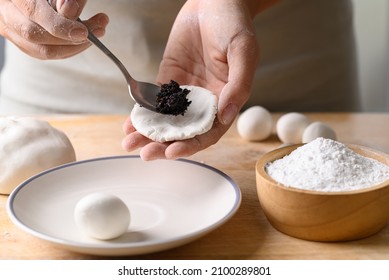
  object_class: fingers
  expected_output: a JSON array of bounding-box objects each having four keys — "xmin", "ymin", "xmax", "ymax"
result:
[
  {"xmin": 13, "ymin": 39, "xmax": 91, "ymax": 59},
  {"xmin": 122, "ymin": 116, "xmax": 229, "ymax": 161},
  {"xmin": 122, "ymin": 116, "xmax": 134, "ymax": 134},
  {"xmin": 1, "ymin": 1, "xmax": 108, "ymax": 59},
  {"xmin": 121, "ymin": 132, "xmax": 170, "ymax": 161},
  {"xmin": 164, "ymin": 118, "xmax": 228, "ymax": 159},
  {"xmin": 218, "ymin": 31, "xmax": 259, "ymax": 126},
  {"xmin": 121, "ymin": 117, "xmax": 158, "ymax": 159},
  {"xmin": 82, "ymin": 13, "xmax": 109, "ymax": 37},
  {"xmin": 10, "ymin": 0, "xmax": 88, "ymax": 41},
  {"xmin": 4, "ymin": 10, "xmax": 106, "ymax": 46},
  {"xmin": 1, "ymin": 0, "xmax": 108, "ymax": 59},
  {"xmin": 54, "ymin": 0, "xmax": 87, "ymax": 20},
  {"xmin": 121, "ymin": 132, "xmax": 152, "ymax": 151},
  {"xmin": 139, "ymin": 142, "xmax": 171, "ymax": 161}
]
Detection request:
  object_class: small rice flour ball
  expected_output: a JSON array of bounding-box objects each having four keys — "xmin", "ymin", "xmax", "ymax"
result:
[
  {"xmin": 276, "ymin": 112, "xmax": 310, "ymax": 144},
  {"xmin": 302, "ymin": 121, "xmax": 337, "ymax": 143},
  {"xmin": 0, "ymin": 117, "xmax": 76, "ymax": 194},
  {"xmin": 74, "ymin": 193, "xmax": 130, "ymax": 240},
  {"xmin": 237, "ymin": 106, "xmax": 273, "ymax": 141}
]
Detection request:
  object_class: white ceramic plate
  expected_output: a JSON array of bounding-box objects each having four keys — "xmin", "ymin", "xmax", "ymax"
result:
[{"xmin": 7, "ymin": 156, "xmax": 241, "ymax": 256}]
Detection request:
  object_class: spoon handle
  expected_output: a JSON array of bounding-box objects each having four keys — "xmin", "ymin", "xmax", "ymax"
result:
[
  {"xmin": 47, "ymin": 0, "xmax": 142, "ymax": 105},
  {"xmin": 77, "ymin": 19, "xmax": 138, "ymax": 91}
]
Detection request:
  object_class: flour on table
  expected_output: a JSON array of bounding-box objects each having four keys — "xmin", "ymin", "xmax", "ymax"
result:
[{"xmin": 265, "ymin": 137, "xmax": 389, "ymax": 192}]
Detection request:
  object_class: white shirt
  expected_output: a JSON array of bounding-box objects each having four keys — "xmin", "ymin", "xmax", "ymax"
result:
[{"xmin": 0, "ymin": 0, "xmax": 360, "ymax": 114}]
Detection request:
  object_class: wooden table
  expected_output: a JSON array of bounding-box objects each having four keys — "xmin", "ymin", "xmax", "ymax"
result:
[{"xmin": 1, "ymin": 113, "xmax": 389, "ymax": 260}]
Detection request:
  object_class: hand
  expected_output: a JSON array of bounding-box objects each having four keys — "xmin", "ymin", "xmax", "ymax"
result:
[
  {"xmin": 0, "ymin": 0, "xmax": 109, "ymax": 59},
  {"xmin": 122, "ymin": 0, "xmax": 268, "ymax": 161}
]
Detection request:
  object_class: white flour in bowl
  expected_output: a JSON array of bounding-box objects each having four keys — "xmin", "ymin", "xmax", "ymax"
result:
[{"xmin": 265, "ymin": 137, "xmax": 389, "ymax": 192}]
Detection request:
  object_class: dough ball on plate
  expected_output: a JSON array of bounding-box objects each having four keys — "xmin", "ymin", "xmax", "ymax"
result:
[
  {"xmin": 276, "ymin": 112, "xmax": 310, "ymax": 144},
  {"xmin": 237, "ymin": 106, "xmax": 272, "ymax": 141},
  {"xmin": 302, "ymin": 121, "xmax": 337, "ymax": 143},
  {"xmin": 0, "ymin": 117, "xmax": 76, "ymax": 194},
  {"xmin": 131, "ymin": 85, "xmax": 217, "ymax": 143},
  {"xmin": 74, "ymin": 193, "xmax": 130, "ymax": 240}
]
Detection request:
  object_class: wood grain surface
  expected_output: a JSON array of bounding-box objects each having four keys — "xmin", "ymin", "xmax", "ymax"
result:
[{"xmin": 1, "ymin": 113, "xmax": 389, "ymax": 260}]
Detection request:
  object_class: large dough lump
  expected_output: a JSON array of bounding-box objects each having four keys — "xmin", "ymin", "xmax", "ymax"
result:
[{"xmin": 0, "ymin": 117, "xmax": 76, "ymax": 194}]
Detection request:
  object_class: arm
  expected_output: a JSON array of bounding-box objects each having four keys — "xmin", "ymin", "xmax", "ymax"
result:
[{"xmin": 122, "ymin": 0, "xmax": 279, "ymax": 160}]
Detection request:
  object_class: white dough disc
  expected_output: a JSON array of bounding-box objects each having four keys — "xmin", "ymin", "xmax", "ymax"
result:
[{"xmin": 131, "ymin": 85, "xmax": 218, "ymax": 143}]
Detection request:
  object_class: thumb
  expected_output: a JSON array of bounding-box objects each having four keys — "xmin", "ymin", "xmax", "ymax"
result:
[
  {"xmin": 53, "ymin": 0, "xmax": 87, "ymax": 20},
  {"xmin": 218, "ymin": 31, "xmax": 259, "ymax": 126}
]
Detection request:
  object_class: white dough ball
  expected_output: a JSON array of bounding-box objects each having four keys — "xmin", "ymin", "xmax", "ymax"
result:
[
  {"xmin": 74, "ymin": 193, "xmax": 130, "ymax": 240},
  {"xmin": 302, "ymin": 121, "xmax": 337, "ymax": 143},
  {"xmin": 276, "ymin": 112, "xmax": 310, "ymax": 144},
  {"xmin": 237, "ymin": 106, "xmax": 273, "ymax": 141},
  {"xmin": 0, "ymin": 117, "xmax": 76, "ymax": 194}
]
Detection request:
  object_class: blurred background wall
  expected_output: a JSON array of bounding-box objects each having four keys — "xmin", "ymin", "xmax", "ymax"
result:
[
  {"xmin": 353, "ymin": 0, "xmax": 389, "ymax": 111},
  {"xmin": 0, "ymin": 36, "xmax": 4, "ymax": 70}
]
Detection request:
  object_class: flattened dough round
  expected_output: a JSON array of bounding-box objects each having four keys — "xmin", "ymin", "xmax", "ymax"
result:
[{"xmin": 131, "ymin": 85, "xmax": 218, "ymax": 143}]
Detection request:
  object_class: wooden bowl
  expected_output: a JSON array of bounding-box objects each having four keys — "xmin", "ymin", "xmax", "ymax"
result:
[{"xmin": 256, "ymin": 144, "xmax": 389, "ymax": 242}]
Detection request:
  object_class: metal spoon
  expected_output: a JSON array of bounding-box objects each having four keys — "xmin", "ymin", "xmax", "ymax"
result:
[
  {"xmin": 47, "ymin": 0, "xmax": 159, "ymax": 111},
  {"xmin": 84, "ymin": 27, "xmax": 159, "ymax": 112}
]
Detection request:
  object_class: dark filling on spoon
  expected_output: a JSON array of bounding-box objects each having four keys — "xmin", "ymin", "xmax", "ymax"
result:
[{"xmin": 156, "ymin": 80, "xmax": 192, "ymax": 116}]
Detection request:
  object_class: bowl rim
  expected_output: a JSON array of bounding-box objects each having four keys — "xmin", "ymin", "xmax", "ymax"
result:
[{"xmin": 256, "ymin": 143, "xmax": 389, "ymax": 196}]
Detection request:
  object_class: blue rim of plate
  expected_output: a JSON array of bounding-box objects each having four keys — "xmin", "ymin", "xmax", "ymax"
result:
[{"xmin": 7, "ymin": 155, "xmax": 241, "ymax": 251}]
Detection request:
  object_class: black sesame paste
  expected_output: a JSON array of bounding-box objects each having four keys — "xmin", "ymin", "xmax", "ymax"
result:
[{"xmin": 156, "ymin": 80, "xmax": 192, "ymax": 116}]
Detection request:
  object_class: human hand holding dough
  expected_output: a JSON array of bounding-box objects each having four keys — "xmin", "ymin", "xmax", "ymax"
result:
[
  {"xmin": 123, "ymin": 84, "xmax": 222, "ymax": 161},
  {"xmin": 122, "ymin": 0, "xmax": 260, "ymax": 161},
  {"xmin": 0, "ymin": 117, "xmax": 76, "ymax": 194}
]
